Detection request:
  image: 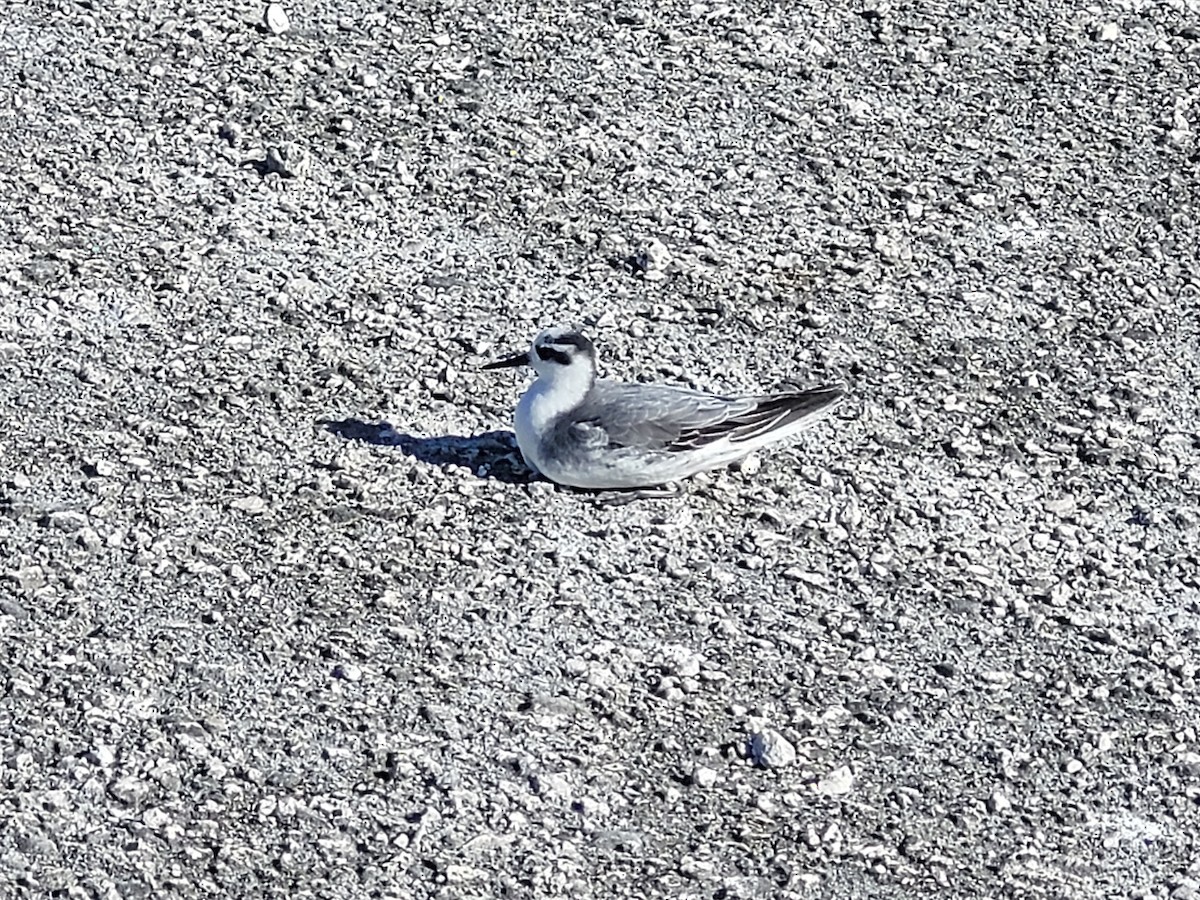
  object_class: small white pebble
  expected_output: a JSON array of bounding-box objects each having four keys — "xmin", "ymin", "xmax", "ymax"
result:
[
  {"xmin": 749, "ymin": 728, "xmax": 796, "ymax": 768},
  {"xmin": 142, "ymin": 807, "xmax": 172, "ymax": 830},
  {"xmin": 87, "ymin": 745, "xmax": 116, "ymax": 767},
  {"xmin": 816, "ymin": 765, "xmax": 854, "ymax": 795},
  {"xmin": 731, "ymin": 453, "xmax": 761, "ymax": 476},
  {"xmin": 265, "ymin": 3, "xmax": 290, "ymax": 34}
]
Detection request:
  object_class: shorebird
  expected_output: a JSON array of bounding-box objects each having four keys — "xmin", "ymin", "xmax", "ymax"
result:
[{"xmin": 483, "ymin": 327, "xmax": 845, "ymax": 490}]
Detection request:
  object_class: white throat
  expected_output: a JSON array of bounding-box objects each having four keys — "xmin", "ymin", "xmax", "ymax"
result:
[
  {"xmin": 514, "ymin": 360, "xmax": 595, "ymax": 460},
  {"xmin": 523, "ymin": 361, "xmax": 594, "ymax": 426}
]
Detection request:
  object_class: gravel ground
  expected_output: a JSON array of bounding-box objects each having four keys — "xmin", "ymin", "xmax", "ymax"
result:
[{"xmin": 2, "ymin": 0, "xmax": 1199, "ymax": 898}]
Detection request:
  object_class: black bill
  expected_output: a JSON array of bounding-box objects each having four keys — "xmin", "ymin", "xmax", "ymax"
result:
[{"xmin": 481, "ymin": 351, "xmax": 529, "ymax": 370}]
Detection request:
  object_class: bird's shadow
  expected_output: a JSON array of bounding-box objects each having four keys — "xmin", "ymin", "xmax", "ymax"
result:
[{"xmin": 321, "ymin": 418, "xmax": 535, "ymax": 484}]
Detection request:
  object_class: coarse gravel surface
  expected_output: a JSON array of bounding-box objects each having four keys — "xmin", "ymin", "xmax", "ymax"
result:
[{"xmin": 2, "ymin": 0, "xmax": 1199, "ymax": 898}]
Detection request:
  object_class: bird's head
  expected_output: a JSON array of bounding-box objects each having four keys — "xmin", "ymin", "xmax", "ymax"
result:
[{"xmin": 482, "ymin": 326, "xmax": 598, "ymax": 382}]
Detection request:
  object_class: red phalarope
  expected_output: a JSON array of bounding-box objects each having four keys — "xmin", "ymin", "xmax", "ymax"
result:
[{"xmin": 484, "ymin": 327, "xmax": 846, "ymax": 491}]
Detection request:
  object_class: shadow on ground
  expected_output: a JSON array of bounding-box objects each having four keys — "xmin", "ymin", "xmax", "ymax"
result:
[{"xmin": 321, "ymin": 418, "xmax": 534, "ymax": 484}]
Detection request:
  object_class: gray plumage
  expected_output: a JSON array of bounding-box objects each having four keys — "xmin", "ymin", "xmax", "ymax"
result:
[{"xmin": 484, "ymin": 327, "xmax": 846, "ymax": 490}]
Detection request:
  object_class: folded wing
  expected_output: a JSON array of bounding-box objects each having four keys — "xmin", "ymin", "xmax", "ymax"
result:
[{"xmin": 568, "ymin": 381, "xmax": 844, "ymax": 452}]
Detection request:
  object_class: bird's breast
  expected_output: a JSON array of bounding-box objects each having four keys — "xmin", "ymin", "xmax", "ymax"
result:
[{"xmin": 513, "ymin": 387, "xmax": 541, "ymax": 463}]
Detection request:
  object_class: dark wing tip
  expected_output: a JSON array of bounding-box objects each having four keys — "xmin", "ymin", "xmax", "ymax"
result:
[
  {"xmin": 783, "ymin": 379, "xmax": 847, "ymax": 396},
  {"xmin": 778, "ymin": 381, "xmax": 848, "ymax": 414},
  {"xmin": 679, "ymin": 383, "xmax": 847, "ymax": 450}
]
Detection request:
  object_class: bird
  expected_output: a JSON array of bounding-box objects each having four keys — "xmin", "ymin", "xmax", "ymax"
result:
[{"xmin": 482, "ymin": 326, "xmax": 846, "ymax": 491}]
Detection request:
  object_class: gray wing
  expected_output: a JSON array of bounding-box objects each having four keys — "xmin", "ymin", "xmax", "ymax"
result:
[{"xmin": 566, "ymin": 380, "xmax": 842, "ymax": 452}]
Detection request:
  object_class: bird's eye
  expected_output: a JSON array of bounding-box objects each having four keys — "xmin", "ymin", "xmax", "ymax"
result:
[{"xmin": 536, "ymin": 345, "xmax": 572, "ymax": 365}]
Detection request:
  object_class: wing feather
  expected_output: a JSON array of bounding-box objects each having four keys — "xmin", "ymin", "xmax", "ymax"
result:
[{"xmin": 566, "ymin": 380, "xmax": 843, "ymax": 453}]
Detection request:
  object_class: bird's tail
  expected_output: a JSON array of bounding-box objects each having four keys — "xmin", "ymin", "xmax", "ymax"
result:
[
  {"xmin": 727, "ymin": 383, "xmax": 847, "ymax": 444},
  {"xmin": 671, "ymin": 383, "xmax": 846, "ymax": 451}
]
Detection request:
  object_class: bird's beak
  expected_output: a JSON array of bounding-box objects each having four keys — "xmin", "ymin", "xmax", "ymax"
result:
[{"xmin": 481, "ymin": 350, "xmax": 529, "ymax": 370}]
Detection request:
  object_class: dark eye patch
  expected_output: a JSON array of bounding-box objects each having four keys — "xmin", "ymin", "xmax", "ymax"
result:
[
  {"xmin": 536, "ymin": 345, "xmax": 572, "ymax": 365},
  {"xmin": 554, "ymin": 332, "xmax": 594, "ymax": 352}
]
